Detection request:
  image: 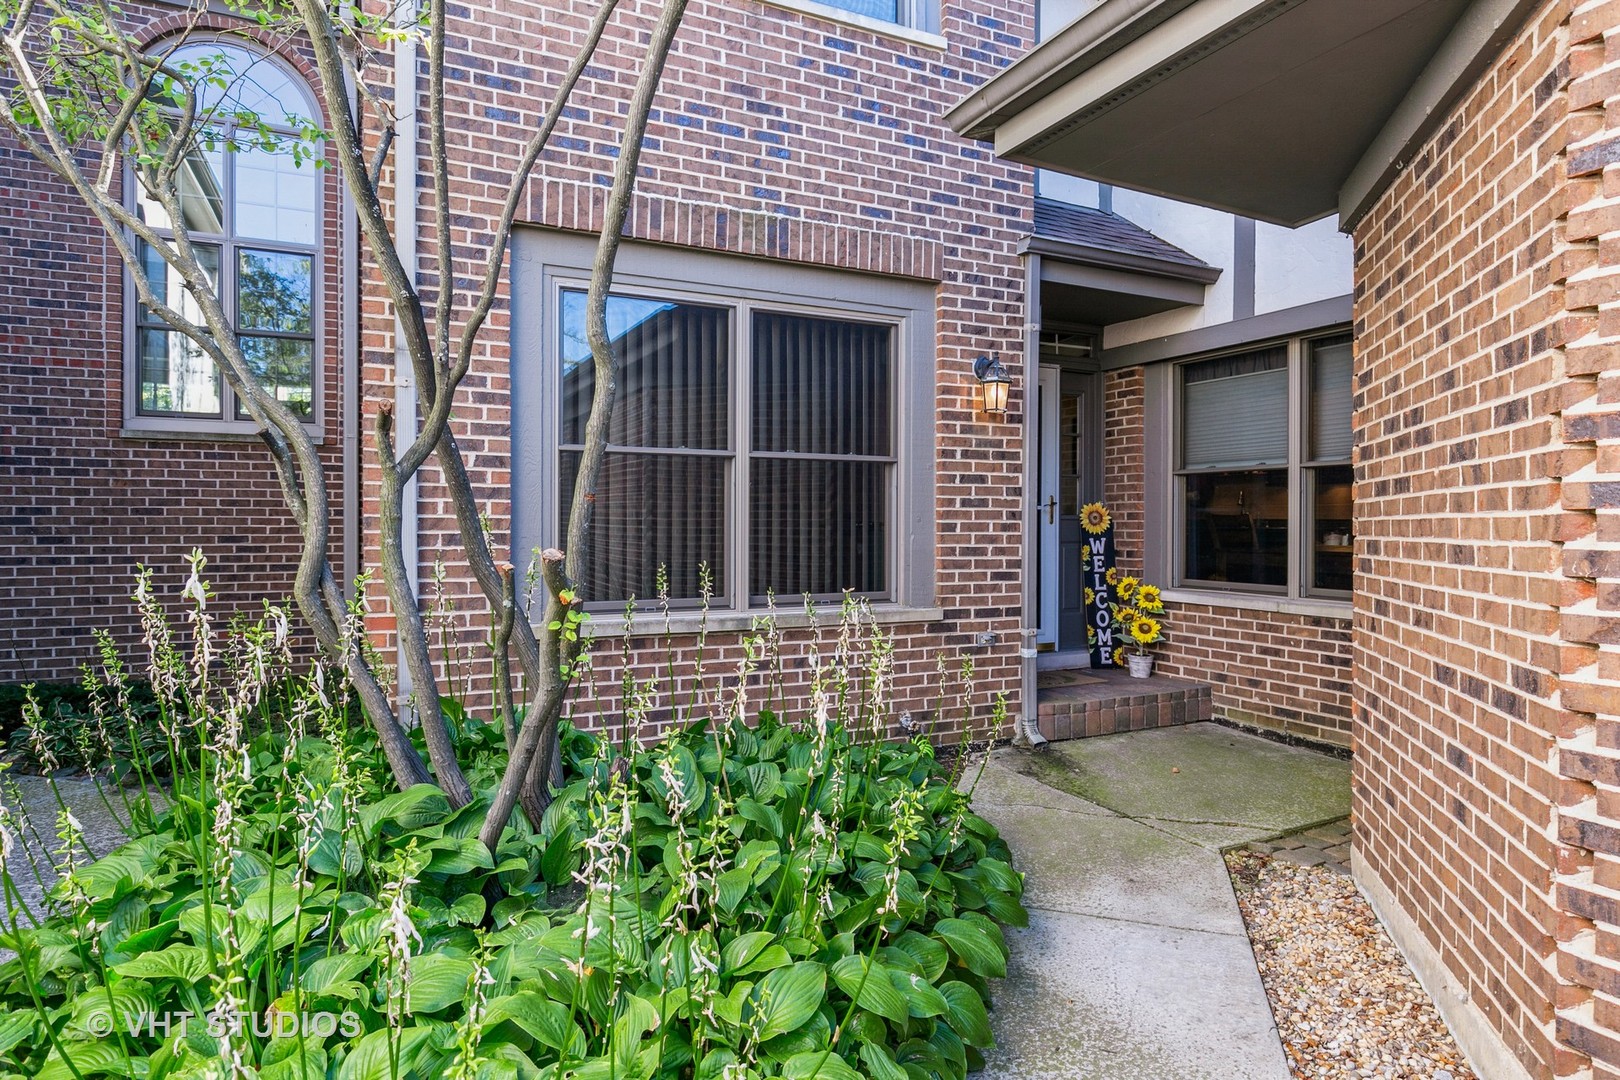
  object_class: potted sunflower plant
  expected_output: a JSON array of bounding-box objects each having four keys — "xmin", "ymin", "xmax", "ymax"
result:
[{"xmin": 1112, "ymin": 575, "xmax": 1167, "ymax": 677}]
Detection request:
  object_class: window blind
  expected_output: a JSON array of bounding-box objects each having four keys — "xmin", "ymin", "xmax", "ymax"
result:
[
  {"xmin": 1309, "ymin": 338, "xmax": 1353, "ymax": 462},
  {"xmin": 1183, "ymin": 367, "xmax": 1288, "ymax": 469}
]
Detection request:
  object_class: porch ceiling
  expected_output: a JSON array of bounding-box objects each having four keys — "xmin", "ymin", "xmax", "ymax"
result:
[{"xmin": 947, "ymin": 0, "xmax": 1511, "ymax": 228}]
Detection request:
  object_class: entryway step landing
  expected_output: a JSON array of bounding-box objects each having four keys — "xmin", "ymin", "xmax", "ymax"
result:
[{"xmin": 1035, "ymin": 666, "xmax": 1211, "ymax": 741}]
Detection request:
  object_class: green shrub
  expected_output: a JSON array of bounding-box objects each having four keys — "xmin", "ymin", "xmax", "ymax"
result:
[{"xmin": 0, "ymin": 565, "xmax": 1024, "ymax": 1080}]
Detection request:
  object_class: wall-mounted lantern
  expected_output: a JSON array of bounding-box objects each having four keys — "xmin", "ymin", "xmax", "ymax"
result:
[{"xmin": 973, "ymin": 354, "xmax": 1011, "ymax": 418}]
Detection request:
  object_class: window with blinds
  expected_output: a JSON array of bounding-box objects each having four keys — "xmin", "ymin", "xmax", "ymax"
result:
[
  {"xmin": 557, "ymin": 290, "xmax": 895, "ymax": 606},
  {"xmin": 1176, "ymin": 333, "xmax": 1354, "ymax": 597}
]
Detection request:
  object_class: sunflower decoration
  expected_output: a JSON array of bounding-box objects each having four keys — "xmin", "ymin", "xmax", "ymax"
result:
[
  {"xmin": 1080, "ymin": 502, "xmax": 1111, "ymax": 535},
  {"xmin": 1088, "ymin": 626, "xmax": 1097, "ymax": 645},
  {"xmin": 1111, "ymin": 646, "xmax": 1127, "ymax": 667},
  {"xmin": 1116, "ymin": 575, "xmax": 1140, "ymax": 602},
  {"xmin": 1136, "ymin": 584, "xmax": 1163, "ymax": 612},
  {"xmin": 1128, "ymin": 614, "xmax": 1163, "ymax": 652},
  {"xmin": 1104, "ymin": 566, "xmax": 1119, "ymax": 586},
  {"xmin": 1084, "ymin": 586, "xmax": 1095, "ymax": 606}
]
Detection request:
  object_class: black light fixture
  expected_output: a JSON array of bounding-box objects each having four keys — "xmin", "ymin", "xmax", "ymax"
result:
[{"xmin": 973, "ymin": 354, "xmax": 1011, "ymax": 418}]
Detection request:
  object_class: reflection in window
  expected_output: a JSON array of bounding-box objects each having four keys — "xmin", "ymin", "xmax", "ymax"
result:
[
  {"xmin": 1176, "ymin": 335, "xmax": 1354, "ymax": 597},
  {"xmin": 557, "ymin": 292, "xmax": 896, "ymax": 605},
  {"xmin": 559, "ymin": 291, "xmax": 731, "ymax": 603},
  {"xmin": 130, "ymin": 42, "xmax": 318, "ymax": 425}
]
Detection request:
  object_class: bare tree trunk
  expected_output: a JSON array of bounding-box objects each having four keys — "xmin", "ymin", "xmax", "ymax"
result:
[{"xmin": 481, "ymin": 0, "xmax": 691, "ymax": 851}]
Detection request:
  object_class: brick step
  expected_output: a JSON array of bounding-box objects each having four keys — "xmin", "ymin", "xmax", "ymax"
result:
[{"xmin": 1035, "ymin": 667, "xmax": 1212, "ymax": 740}]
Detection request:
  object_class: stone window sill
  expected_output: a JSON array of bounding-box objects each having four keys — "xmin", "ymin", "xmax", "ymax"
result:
[
  {"xmin": 575, "ymin": 604, "xmax": 946, "ymax": 639},
  {"xmin": 1159, "ymin": 588, "xmax": 1351, "ymax": 621}
]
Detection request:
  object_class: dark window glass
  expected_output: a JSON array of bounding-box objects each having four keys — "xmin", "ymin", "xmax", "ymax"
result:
[
  {"xmin": 1183, "ymin": 470, "xmax": 1289, "ymax": 587},
  {"xmin": 559, "ymin": 451, "xmax": 727, "ymax": 605},
  {"xmin": 1310, "ymin": 463, "xmax": 1353, "ymax": 592},
  {"xmin": 751, "ymin": 312, "xmax": 891, "ymax": 457},
  {"xmin": 749, "ymin": 312, "xmax": 892, "ymax": 600},
  {"xmin": 237, "ymin": 337, "xmax": 314, "ymax": 418},
  {"xmin": 136, "ymin": 242, "xmax": 222, "ymax": 416},
  {"xmin": 750, "ymin": 459, "xmax": 888, "ymax": 601}
]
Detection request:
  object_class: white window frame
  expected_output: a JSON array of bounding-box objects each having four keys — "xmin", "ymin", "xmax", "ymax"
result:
[
  {"xmin": 761, "ymin": 0, "xmax": 947, "ymax": 46},
  {"xmin": 1149, "ymin": 328, "xmax": 1354, "ymax": 613},
  {"xmin": 121, "ymin": 40, "xmax": 324, "ymax": 438},
  {"xmin": 511, "ymin": 231, "xmax": 938, "ymax": 626}
]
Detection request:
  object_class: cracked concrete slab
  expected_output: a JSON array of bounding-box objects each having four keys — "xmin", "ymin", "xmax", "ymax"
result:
[{"xmin": 965, "ymin": 722, "xmax": 1350, "ymax": 1080}]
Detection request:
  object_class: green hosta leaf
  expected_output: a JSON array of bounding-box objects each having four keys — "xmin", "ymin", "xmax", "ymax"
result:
[
  {"xmin": 975, "ymin": 858, "xmax": 1022, "ymax": 898},
  {"xmin": 37, "ymin": 1041, "xmax": 133, "ymax": 1080},
  {"xmin": 983, "ymin": 888, "xmax": 1029, "ymax": 928},
  {"xmin": 782, "ymin": 1050, "xmax": 862, "ymax": 1080},
  {"xmin": 336, "ymin": 1026, "xmax": 434, "ymax": 1080},
  {"xmin": 715, "ymin": 867, "xmax": 752, "ymax": 915},
  {"xmin": 425, "ymin": 836, "xmax": 495, "ymax": 875},
  {"xmin": 890, "ymin": 968, "xmax": 950, "ymax": 1019},
  {"xmin": 759, "ymin": 1010, "xmax": 830, "ymax": 1063},
  {"xmin": 299, "ymin": 952, "xmax": 373, "ymax": 994},
  {"xmin": 830, "ymin": 954, "xmax": 908, "ymax": 1025},
  {"xmin": 112, "ymin": 943, "xmax": 212, "ymax": 983},
  {"xmin": 259, "ymin": 1038, "xmax": 330, "ymax": 1080},
  {"xmin": 540, "ymin": 824, "xmax": 577, "ymax": 886},
  {"xmin": 449, "ymin": 892, "xmax": 486, "ymax": 926},
  {"xmin": 722, "ymin": 931, "xmax": 775, "ymax": 974},
  {"xmin": 733, "ymin": 944, "xmax": 791, "ymax": 977},
  {"xmin": 940, "ymin": 981, "xmax": 993, "ymax": 1047},
  {"xmin": 106, "ymin": 918, "xmax": 179, "ymax": 965},
  {"xmin": 359, "ymin": 784, "xmax": 450, "ymax": 838},
  {"xmin": 405, "ymin": 953, "xmax": 475, "ymax": 1014},
  {"xmin": 0, "ymin": 1010, "xmax": 37, "ymax": 1057},
  {"xmin": 858, "ymin": 1041, "xmax": 910, "ymax": 1080},
  {"xmin": 933, "ymin": 918, "xmax": 1006, "ymax": 979},
  {"xmin": 746, "ymin": 961, "xmax": 825, "ymax": 1043},
  {"xmin": 485, "ymin": 991, "xmax": 583, "ymax": 1053}
]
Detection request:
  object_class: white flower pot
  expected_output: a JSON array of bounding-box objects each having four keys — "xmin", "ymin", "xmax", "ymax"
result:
[{"xmin": 1127, "ymin": 654, "xmax": 1155, "ymax": 679}]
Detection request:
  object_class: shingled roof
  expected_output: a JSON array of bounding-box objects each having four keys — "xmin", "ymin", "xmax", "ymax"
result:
[{"xmin": 1031, "ymin": 197, "xmax": 1212, "ymax": 273}]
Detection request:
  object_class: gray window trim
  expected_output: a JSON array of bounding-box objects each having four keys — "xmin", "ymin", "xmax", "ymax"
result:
[
  {"xmin": 512, "ymin": 230, "xmax": 938, "ymax": 619},
  {"xmin": 121, "ymin": 39, "xmax": 325, "ymax": 438},
  {"xmin": 1145, "ymin": 326, "xmax": 1354, "ymax": 611}
]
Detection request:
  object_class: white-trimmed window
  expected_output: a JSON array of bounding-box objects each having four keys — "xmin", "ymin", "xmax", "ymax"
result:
[
  {"xmin": 767, "ymin": 0, "xmax": 943, "ymax": 36},
  {"xmin": 1173, "ymin": 331, "xmax": 1353, "ymax": 599},
  {"xmin": 127, "ymin": 41, "xmax": 321, "ymax": 433},
  {"xmin": 514, "ymin": 234, "xmax": 937, "ymax": 615}
]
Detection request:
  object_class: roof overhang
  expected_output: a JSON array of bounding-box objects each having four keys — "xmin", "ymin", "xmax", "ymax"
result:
[
  {"xmin": 1026, "ymin": 233, "xmax": 1221, "ymax": 324},
  {"xmin": 947, "ymin": 0, "xmax": 1541, "ymax": 229}
]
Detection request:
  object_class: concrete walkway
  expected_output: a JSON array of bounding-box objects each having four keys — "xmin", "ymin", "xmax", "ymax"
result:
[{"xmin": 965, "ymin": 722, "xmax": 1351, "ymax": 1080}]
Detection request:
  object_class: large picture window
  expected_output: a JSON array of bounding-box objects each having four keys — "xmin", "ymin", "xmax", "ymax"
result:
[
  {"xmin": 128, "ymin": 42, "xmax": 320, "ymax": 431},
  {"xmin": 1176, "ymin": 332, "xmax": 1353, "ymax": 599},
  {"xmin": 556, "ymin": 289, "xmax": 896, "ymax": 607}
]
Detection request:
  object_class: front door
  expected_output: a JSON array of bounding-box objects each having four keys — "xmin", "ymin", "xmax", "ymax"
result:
[{"xmin": 1035, "ymin": 366, "xmax": 1094, "ymax": 653}]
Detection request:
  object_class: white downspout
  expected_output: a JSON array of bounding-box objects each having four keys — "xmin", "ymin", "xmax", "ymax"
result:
[
  {"xmin": 1018, "ymin": 252, "xmax": 1046, "ymax": 748},
  {"xmin": 392, "ymin": 7, "xmax": 420, "ymax": 709}
]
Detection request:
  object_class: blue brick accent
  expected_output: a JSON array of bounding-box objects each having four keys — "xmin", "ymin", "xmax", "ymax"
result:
[
  {"xmin": 708, "ymin": 121, "xmax": 746, "ymax": 138},
  {"xmin": 826, "ymin": 64, "xmax": 856, "ymax": 79},
  {"xmin": 824, "ymin": 36, "xmax": 855, "ymax": 51},
  {"xmin": 860, "ymin": 206, "xmax": 893, "ymax": 220}
]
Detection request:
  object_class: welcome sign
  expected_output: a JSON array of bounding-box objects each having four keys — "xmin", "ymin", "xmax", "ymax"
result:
[{"xmin": 1081, "ymin": 503, "xmax": 1118, "ymax": 668}]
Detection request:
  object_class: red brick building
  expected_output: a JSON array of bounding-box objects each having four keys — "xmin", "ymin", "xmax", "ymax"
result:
[{"xmin": 954, "ymin": 0, "xmax": 1620, "ymax": 1075}]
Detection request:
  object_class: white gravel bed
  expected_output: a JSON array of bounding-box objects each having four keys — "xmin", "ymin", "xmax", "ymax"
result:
[{"xmin": 1226, "ymin": 849, "xmax": 1477, "ymax": 1080}]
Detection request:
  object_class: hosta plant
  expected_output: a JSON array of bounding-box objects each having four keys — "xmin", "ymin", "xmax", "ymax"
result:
[{"xmin": 0, "ymin": 565, "xmax": 1025, "ymax": 1080}]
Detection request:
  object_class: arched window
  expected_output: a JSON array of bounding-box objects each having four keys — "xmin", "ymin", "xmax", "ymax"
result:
[{"xmin": 129, "ymin": 41, "xmax": 321, "ymax": 429}]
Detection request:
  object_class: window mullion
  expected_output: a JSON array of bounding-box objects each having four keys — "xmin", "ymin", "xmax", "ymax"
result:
[
  {"xmin": 733, "ymin": 301, "xmax": 750, "ymax": 612},
  {"xmin": 1288, "ymin": 338, "xmax": 1303, "ymax": 599}
]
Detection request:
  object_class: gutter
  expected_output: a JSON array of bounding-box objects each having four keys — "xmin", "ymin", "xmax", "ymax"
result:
[
  {"xmin": 393, "ymin": 7, "xmax": 421, "ymax": 706},
  {"xmin": 944, "ymin": 0, "xmax": 1198, "ymax": 140}
]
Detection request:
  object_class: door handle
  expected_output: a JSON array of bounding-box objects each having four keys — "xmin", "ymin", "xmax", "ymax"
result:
[{"xmin": 1043, "ymin": 496, "xmax": 1055, "ymax": 524}]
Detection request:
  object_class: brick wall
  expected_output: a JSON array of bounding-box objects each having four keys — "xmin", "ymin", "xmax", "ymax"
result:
[
  {"xmin": 360, "ymin": 0, "xmax": 1037, "ymax": 739},
  {"xmin": 1352, "ymin": 1, "xmax": 1573, "ymax": 1072},
  {"xmin": 1101, "ymin": 369, "xmax": 1355, "ymax": 747},
  {"xmin": 0, "ymin": 17, "xmax": 346, "ymax": 685}
]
